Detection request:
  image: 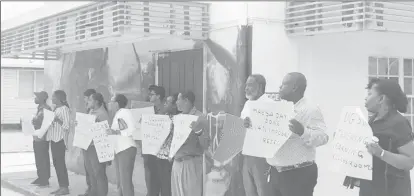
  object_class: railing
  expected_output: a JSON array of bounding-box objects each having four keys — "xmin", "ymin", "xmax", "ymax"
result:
[
  {"xmin": 285, "ymin": 1, "xmax": 414, "ymax": 36},
  {"xmin": 1, "ymin": 1, "xmax": 210, "ymax": 59}
]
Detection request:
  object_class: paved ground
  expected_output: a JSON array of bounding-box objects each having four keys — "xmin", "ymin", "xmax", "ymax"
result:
[
  {"xmin": 1, "ymin": 131, "xmax": 33, "ymax": 153},
  {"xmin": 1, "ymin": 187, "xmax": 24, "ymax": 196}
]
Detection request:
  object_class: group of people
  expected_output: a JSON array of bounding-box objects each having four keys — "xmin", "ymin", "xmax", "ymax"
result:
[{"xmin": 29, "ymin": 71, "xmax": 414, "ymax": 196}]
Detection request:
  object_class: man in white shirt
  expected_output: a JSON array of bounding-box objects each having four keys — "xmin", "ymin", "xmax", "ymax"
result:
[
  {"xmin": 267, "ymin": 72, "xmax": 329, "ymax": 196},
  {"xmin": 241, "ymin": 74, "xmax": 277, "ymax": 196}
]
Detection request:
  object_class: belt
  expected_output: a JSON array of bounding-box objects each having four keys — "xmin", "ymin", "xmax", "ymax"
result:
[
  {"xmin": 175, "ymin": 155, "xmax": 201, "ymax": 162},
  {"xmin": 273, "ymin": 161, "xmax": 314, "ymax": 172}
]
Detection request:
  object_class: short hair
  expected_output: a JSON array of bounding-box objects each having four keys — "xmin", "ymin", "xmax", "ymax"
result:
[
  {"xmin": 249, "ymin": 74, "xmax": 266, "ymax": 92},
  {"xmin": 84, "ymin": 89, "xmax": 96, "ymax": 97},
  {"xmin": 151, "ymin": 86, "xmax": 166, "ymax": 100},
  {"xmin": 171, "ymin": 93, "xmax": 179, "ymax": 105},
  {"xmin": 180, "ymin": 91, "xmax": 196, "ymax": 105},
  {"xmin": 114, "ymin": 94, "xmax": 128, "ymax": 109},
  {"xmin": 367, "ymin": 78, "xmax": 408, "ymax": 113},
  {"xmin": 288, "ymin": 72, "xmax": 307, "ymax": 95},
  {"xmin": 148, "ymin": 85, "xmax": 157, "ymax": 91}
]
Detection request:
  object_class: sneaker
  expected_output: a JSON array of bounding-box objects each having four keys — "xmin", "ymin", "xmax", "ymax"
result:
[{"xmin": 54, "ymin": 187, "xmax": 70, "ymax": 196}]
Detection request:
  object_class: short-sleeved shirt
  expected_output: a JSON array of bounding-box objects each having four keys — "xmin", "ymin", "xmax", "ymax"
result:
[
  {"xmin": 369, "ymin": 110, "xmax": 413, "ymax": 196},
  {"xmin": 174, "ymin": 107, "xmax": 206, "ymax": 160}
]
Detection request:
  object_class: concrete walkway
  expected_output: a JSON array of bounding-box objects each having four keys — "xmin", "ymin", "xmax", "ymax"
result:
[{"xmin": 1, "ymin": 170, "xmax": 146, "ymax": 196}]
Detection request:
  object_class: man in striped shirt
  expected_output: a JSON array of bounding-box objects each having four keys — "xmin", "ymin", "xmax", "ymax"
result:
[
  {"xmin": 267, "ymin": 72, "xmax": 329, "ymax": 196},
  {"xmin": 48, "ymin": 90, "xmax": 71, "ymax": 195}
]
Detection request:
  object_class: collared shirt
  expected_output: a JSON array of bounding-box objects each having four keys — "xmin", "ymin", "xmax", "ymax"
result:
[
  {"xmin": 267, "ymin": 97, "xmax": 329, "ymax": 167},
  {"xmin": 46, "ymin": 105, "xmax": 71, "ymax": 144},
  {"xmin": 110, "ymin": 108, "xmax": 137, "ymax": 154},
  {"xmin": 174, "ymin": 107, "xmax": 206, "ymax": 160}
]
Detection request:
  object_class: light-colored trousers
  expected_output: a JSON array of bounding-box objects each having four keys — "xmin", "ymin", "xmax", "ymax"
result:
[{"xmin": 171, "ymin": 156, "xmax": 203, "ymax": 196}]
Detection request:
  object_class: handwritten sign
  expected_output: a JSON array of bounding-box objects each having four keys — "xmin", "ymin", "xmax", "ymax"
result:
[
  {"xmin": 21, "ymin": 114, "xmax": 35, "ymax": 136},
  {"xmin": 213, "ymin": 114, "xmax": 246, "ymax": 164},
  {"xmin": 169, "ymin": 114, "xmax": 199, "ymax": 158},
  {"xmin": 130, "ymin": 107, "xmax": 155, "ymax": 140},
  {"xmin": 33, "ymin": 109, "xmax": 55, "ymax": 138},
  {"xmin": 73, "ymin": 113, "xmax": 97, "ymax": 150},
  {"xmin": 330, "ymin": 106, "xmax": 373, "ymax": 180},
  {"xmin": 242, "ymin": 101, "xmax": 294, "ymax": 158},
  {"xmin": 91, "ymin": 121, "xmax": 114, "ymax": 163},
  {"xmin": 141, "ymin": 114, "xmax": 172, "ymax": 155}
]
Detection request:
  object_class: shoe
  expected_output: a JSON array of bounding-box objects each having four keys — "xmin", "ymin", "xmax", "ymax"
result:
[
  {"xmin": 35, "ymin": 181, "xmax": 49, "ymax": 187},
  {"xmin": 31, "ymin": 178, "xmax": 41, "ymax": 185},
  {"xmin": 54, "ymin": 187, "xmax": 70, "ymax": 196}
]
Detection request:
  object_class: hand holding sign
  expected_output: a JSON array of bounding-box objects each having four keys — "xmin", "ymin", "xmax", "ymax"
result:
[
  {"xmin": 243, "ymin": 117, "xmax": 252, "ymax": 128},
  {"xmin": 289, "ymin": 119, "xmax": 304, "ymax": 136}
]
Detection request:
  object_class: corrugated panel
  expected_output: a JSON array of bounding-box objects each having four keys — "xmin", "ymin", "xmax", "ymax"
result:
[{"xmin": 0, "ymin": 69, "xmax": 37, "ymax": 124}]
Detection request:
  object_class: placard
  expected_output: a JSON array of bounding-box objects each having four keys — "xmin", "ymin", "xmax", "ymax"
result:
[
  {"xmin": 242, "ymin": 101, "xmax": 294, "ymax": 158},
  {"xmin": 130, "ymin": 107, "xmax": 155, "ymax": 140},
  {"xmin": 213, "ymin": 114, "xmax": 246, "ymax": 164},
  {"xmin": 21, "ymin": 114, "xmax": 35, "ymax": 136},
  {"xmin": 73, "ymin": 113, "xmax": 97, "ymax": 150},
  {"xmin": 141, "ymin": 114, "xmax": 172, "ymax": 155},
  {"xmin": 169, "ymin": 114, "xmax": 199, "ymax": 158},
  {"xmin": 33, "ymin": 109, "xmax": 55, "ymax": 138},
  {"xmin": 330, "ymin": 106, "xmax": 373, "ymax": 180},
  {"xmin": 91, "ymin": 121, "xmax": 115, "ymax": 163}
]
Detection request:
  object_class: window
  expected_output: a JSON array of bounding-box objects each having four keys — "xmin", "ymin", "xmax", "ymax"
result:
[
  {"xmin": 18, "ymin": 70, "xmax": 44, "ymax": 99},
  {"xmin": 368, "ymin": 57, "xmax": 414, "ymax": 128}
]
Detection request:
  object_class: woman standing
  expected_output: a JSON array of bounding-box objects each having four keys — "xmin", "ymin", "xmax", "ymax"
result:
[
  {"xmin": 85, "ymin": 93, "xmax": 110, "ymax": 196},
  {"xmin": 47, "ymin": 90, "xmax": 71, "ymax": 195},
  {"xmin": 106, "ymin": 94, "xmax": 137, "ymax": 196},
  {"xmin": 156, "ymin": 93, "xmax": 180, "ymax": 196},
  {"xmin": 345, "ymin": 78, "xmax": 414, "ymax": 196}
]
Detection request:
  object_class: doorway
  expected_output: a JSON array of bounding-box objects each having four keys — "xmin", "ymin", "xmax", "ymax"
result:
[{"xmin": 157, "ymin": 48, "xmax": 203, "ymax": 111}]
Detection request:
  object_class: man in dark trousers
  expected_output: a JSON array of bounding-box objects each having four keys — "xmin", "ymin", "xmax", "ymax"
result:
[
  {"xmin": 31, "ymin": 91, "xmax": 52, "ymax": 186},
  {"xmin": 79, "ymin": 89, "xmax": 96, "ymax": 196}
]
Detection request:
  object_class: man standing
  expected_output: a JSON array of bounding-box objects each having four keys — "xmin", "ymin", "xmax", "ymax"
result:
[
  {"xmin": 241, "ymin": 74, "xmax": 275, "ymax": 196},
  {"xmin": 79, "ymin": 89, "xmax": 96, "ymax": 196},
  {"xmin": 31, "ymin": 91, "xmax": 52, "ymax": 186},
  {"xmin": 268, "ymin": 72, "xmax": 329, "ymax": 196},
  {"xmin": 144, "ymin": 85, "xmax": 167, "ymax": 196}
]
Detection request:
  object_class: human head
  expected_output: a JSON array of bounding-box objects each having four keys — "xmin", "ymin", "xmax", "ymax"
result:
[
  {"xmin": 147, "ymin": 85, "xmax": 157, "ymax": 102},
  {"xmin": 149, "ymin": 86, "xmax": 165, "ymax": 104},
  {"xmin": 34, "ymin": 91, "xmax": 48, "ymax": 105},
  {"xmin": 177, "ymin": 91, "xmax": 195, "ymax": 113},
  {"xmin": 52, "ymin": 90, "xmax": 69, "ymax": 107},
  {"xmin": 164, "ymin": 93, "xmax": 179, "ymax": 114},
  {"xmin": 365, "ymin": 78, "xmax": 408, "ymax": 114},
  {"xmin": 83, "ymin": 89, "xmax": 96, "ymax": 104},
  {"xmin": 245, "ymin": 74, "xmax": 266, "ymax": 100},
  {"xmin": 279, "ymin": 72, "xmax": 307, "ymax": 102},
  {"xmin": 88, "ymin": 93, "xmax": 108, "ymax": 111},
  {"xmin": 110, "ymin": 94, "xmax": 128, "ymax": 112}
]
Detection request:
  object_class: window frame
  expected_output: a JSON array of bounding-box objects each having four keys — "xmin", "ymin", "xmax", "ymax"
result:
[
  {"xmin": 368, "ymin": 56, "xmax": 414, "ymax": 128},
  {"xmin": 16, "ymin": 69, "xmax": 44, "ymax": 99}
]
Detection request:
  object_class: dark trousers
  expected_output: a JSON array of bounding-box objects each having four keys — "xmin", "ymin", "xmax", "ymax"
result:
[
  {"xmin": 85, "ymin": 145, "xmax": 108, "ymax": 196},
  {"xmin": 242, "ymin": 156, "xmax": 274, "ymax": 196},
  {"xmin": 83, "ymin": 150, "xmax": 91, "ymax": 193},
  {"xmin": 33, "ymin": 140, "xmax": 51, "ymax": 181},
  {"xmin": 270, "ymin": 163, "xmax": 318, "ymax": 196},
  {"xmin": 115, "ymin": 147, "xmax": 137, "ymax": 196},
  {"xmin": 51, "ymin": 140, "xmax": 69, "ymax": 188},
  {"xmin": 143, "ymin": 154, "xmax": 161, "ymax": 196},
  {"xmin": 156, "ymin": 158, "xmax": 172, "ymax": 196}
]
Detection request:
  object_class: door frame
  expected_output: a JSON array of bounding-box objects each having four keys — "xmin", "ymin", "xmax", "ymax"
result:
[{"xmin": 154, "ymin": 43, "xmax": 208, "ymax": 113}]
